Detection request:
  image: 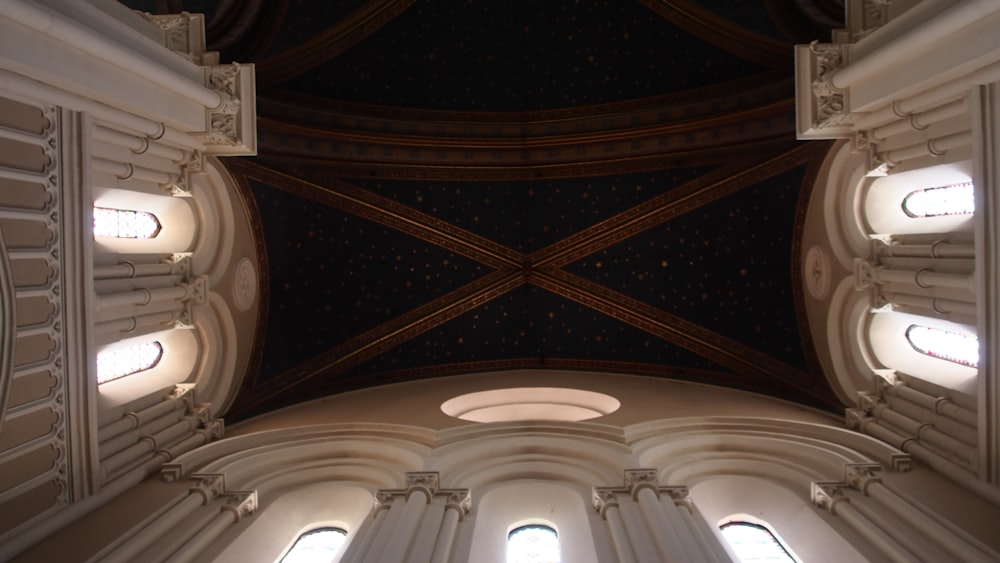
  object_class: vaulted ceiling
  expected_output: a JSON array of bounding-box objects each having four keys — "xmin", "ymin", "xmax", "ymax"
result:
[{"xmin": 130, "ymin": 0, "xmax": 845, "ymax": 419}]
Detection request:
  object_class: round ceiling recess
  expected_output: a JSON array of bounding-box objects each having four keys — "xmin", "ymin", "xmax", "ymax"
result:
[{"xmin": 440, "ymin": 387, "xmax": 620, "ymax": 423}]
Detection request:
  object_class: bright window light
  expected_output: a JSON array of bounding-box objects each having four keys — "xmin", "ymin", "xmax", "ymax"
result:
[
  {"xmin": 93, "ymin": 206, "xmax": 161, "ymax": 239},
  {"xmin": 280, "ymin": 528, "xmax": 348, "ymax": 563},
  {"xmin": 507, "ymin": 525, "xmax": 560, "ymax": 563},
  {"xmin": 720, "ymin": 521, "xmax": 796, "ymax": 562},
  {"xmin": 906, "ymin": 325, "xmax": 979, "ymax": 367},
  {"xmin": 902, "ymin": 182, "xmax": 974, "ymax": 218},
  {"xmin": 96, "ymin": 341, "xmax": 163, "ymax": 384}
]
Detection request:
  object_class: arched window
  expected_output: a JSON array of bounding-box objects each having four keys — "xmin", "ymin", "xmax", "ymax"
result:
[
  {"xmin": 96, "ymin": 340, "xmax": 163, "ymax": 384},
  {"xmin": 507, "ymin": 524, "xmax": 560, "ymax": 563},
  {"xmin": 93, "ymin": 206, "xmax": 161, "ymax": 239},
  {"xmin": 279, "ymin": 527, "xmax": 348, "ymax": 563},
  {"xmin": 906, "ymin": 324, "xmax": 979, "ymax": 367},
  {"xmin": 720, "ymin": 521, "xmax": 796, "ymax": 562},
  {"xmin": 902, "ymin": 181, "xmax": 974, "ymax": 218}
]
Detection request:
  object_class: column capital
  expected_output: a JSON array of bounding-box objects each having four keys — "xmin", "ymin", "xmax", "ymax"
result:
[
  {"xmin": 188, "ymin": 473, "xmax": 226, "ymax": 504},
  {"xmin": 442, "ymin": 489, "xmax": 472, "ymax": 519},
  {"xmin": 624, "ymin": 468, "xmax": 660, "ymax": 500},
  {"xmin": 592, "ymin": 487, "xmax": 621, "ymax": 519},
  {"xmin": 405, "ymin": 471, "xmax": 440, "ymax": 502},
  {"xmin": 844, "ymin": 463, "xmax": 882, "ymax": 494},
  {"xmin": 221, "ymin": 490, "xmax": 258, "ymax": 521},
  {"xmin": 202, "ymin": 63, "xmax": 256, "ymax": 155},
  {"xmin": 811, "ymin": 481, "xmax": 849, "ymax": 512}
]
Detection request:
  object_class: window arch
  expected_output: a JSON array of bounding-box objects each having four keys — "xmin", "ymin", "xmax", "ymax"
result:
[
  {"xmin": 96, "ymin": 340, "xmax": 162, "ymax": 384},
  {"xmin": 719, "ymin": 520, "xmax": 797, "ymax": 562},
  {"xmin": 93, "ymin": 206, "xmax": 161, "ymax": 239},
  {"xmin": 901, "ymin": 181, "xmax": 974, "ymax": 218},
  {"xmin": 906, "ymin": 324, "xmax": 979, "ymax": 367},
  {"xmin": 278, "ymin": 527, "xmax": 348, "ymax": 563},
  {"xmin": 507, "ymin": 524, "xmax": 561, "ymax": 563}
]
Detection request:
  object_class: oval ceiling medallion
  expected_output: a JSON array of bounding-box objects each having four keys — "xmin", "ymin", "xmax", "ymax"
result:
[
  {"xmin": 441, "ymin": 387, "xmax": 620, "ymax": 423},
  {"xmin": 804, "ymin": 245, "xmax": 830, "ymax": 300},
  {"xmin": 233, "ymin": 257, "xmax": 257, "ymax": 312}
]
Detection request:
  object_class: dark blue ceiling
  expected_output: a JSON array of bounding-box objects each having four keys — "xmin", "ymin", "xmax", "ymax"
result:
[{"xmin": 125, "ymin": 0, "xmax": 842, "ymax": 417}]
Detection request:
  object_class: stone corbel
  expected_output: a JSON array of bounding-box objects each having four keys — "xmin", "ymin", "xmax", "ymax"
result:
[{"xmin": 202, "ymin": 64, "xmax": 257, "ymax": 156}]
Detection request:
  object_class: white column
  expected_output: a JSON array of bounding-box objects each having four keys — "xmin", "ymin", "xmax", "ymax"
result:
[
  {"xmin": 163, "ymin": 491, "xmax": 257, "ymax": 563},
  {"xmin": 429, "ymin": 489, "xmax": 471, "ymax": 563},
  {"xmin": 812, "ymin": 482, "xmax": 919, "ymax": 563},
  {"xmin": 845, "ymin": 465, "xmax": 999, "ymax": 562},
  {"xmin": 593, "ymin": 488, "xmax": 637, "ymax": 563},
  {"xmin": 617, "ymin": 495, "xmax": 661, "ymax": 563}
]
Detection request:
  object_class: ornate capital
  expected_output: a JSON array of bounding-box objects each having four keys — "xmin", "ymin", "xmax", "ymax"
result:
[
  {"xmin": 139, "ymin": 12, "xmax": 207, "ymax": 62},
  {"xmin": 203, "ymin": 63, "xmax": 255, "ymax": 154},
  {"xmin": 222, "ymin": 490, "xmax": 258, "ymax": 521},
  {"xmin": 845, "ymin": 463, "xmax": 882, "ymax": 494},
  {"xmin": 592, "ymin": 487, "xmax": 620, "ymax": 519},
  {"xmin": 623, "ymin": 468, "xmax": 660, "ymax": 499},
  {"xmin": 189, "ymin": 473, "xmax": 226, "ymax": 504},
  {"xmin": 810, "ymin": 42, "xmax": 852, "ymax": 130},
  {"xmin": 854, "ymin": 259, "xmax": 876, "ymax": 290},
  {"xmin": 812, "ymin": 481, "xmax": 848, "ymax": 512},
  {"xmin": 845, "ymin": 408, "xmax": 869, "ymax": 431},
  {"xmin": 405, "ymin": 471, "xmax": 440, "ymax": 501},
  {"xmin": 442, "ymin": 489, "xmax": 472, "ymax": 518}
]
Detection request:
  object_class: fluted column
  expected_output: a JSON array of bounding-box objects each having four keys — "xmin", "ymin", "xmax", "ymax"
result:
[
  {"xmin": 163, "ymin": 489, "xmax": 257, "ymax": 563},
  {"xmin": 812, "ymin": 480, "xmax": 918, "ymax": 563},
  {"xmin": 102, "ymin": 474, "xmax": 227, "ymax": 563},
  {"xmin": 844, "ymin": 464, "xmax": 999, "ymax": 562},
  {"xmin": 429, "ymin": 489, "xmax": 471, "ymax": 563},
  {"xmin": 352, "ymin": 472, "xmax": 470, "ymax": 563},
  {"xmin": 594, "ymin": 470, "xmax": 717, "ymax": 563},
  {"xmin": 593, "ymin": 489, "xmax": 637, "ymax": 563}
]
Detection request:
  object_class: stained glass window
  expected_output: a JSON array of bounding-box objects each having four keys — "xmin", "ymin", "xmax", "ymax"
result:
[
  {"xmin": 96, "ymin": 341, "xmax": 163, "ymax": 384},
  {"xmin": 906, "ymin": 325, "xmax": 979, "ymax": 367},
  {"xmin": 720, "ymin": 521, "xmax": 796, "ymax": 562},
  {"xmin": 279, "ymin": 528, "xmax": 347, "ymax": 563},
  {"xmin": 507, "ymin": 525, "xmax": 560, "ymax": 563},
  {"xmin": 93, "ymin": 206, "xmax": 161, "ymax": 239},
  {"xmin": 902, "ymin": 182, "xmax": 974, "ymax": 218}
]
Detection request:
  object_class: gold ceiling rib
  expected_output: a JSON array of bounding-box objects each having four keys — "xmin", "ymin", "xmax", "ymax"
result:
[
  {"xmin": 257, "ymin": 0, "xmax": 416, "ymax": 85},
  {"xmin": 228, "ymin": 159, "xmax": 523, "ymax": 269},
  {"xmin": 531, "ymin": 269, "xmax": 817, "ymax": 399},
  {"xmin": 637, "ymin": 0, "xmax": 792, "ymax": 68},
  {"xmin": 236, "ymin": 270, "xmax": 525, "ymax": 413}
]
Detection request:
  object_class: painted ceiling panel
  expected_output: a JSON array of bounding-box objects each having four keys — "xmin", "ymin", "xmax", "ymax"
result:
[
  {"xmin": 350, "ymin": 284, "xmax": 736, "ymax": 377},
  {"xmin": 275, "ymin": 0, "xmax": 767, "ymax": 110},
  {"xmin": 250, "ymin": 178, "xmax": 494, "ymax": 380},
  {"xmin": 349, "ymin": 167, "xmax": 714, "ymax": 254}
]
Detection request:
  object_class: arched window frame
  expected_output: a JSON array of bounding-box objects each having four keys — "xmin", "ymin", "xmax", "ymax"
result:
[
  {"xmin": 93, "ymin": 206, "xmax": 162, "ymax": 239},
  {"xmin": 718, "ymin": 518, "xmax": 798, "ymax": 563},
  {"xmin": 506, "ymin": 523, "xmax": 561, "ymax": 563},
  {"xmin": 278, "ymin": 527, "xmax": 348, "ymax": 563},
  {"xmin": 901, "ymin": 181, "xmax": 975, "ymax": 218},
  {"xmin": 905, "ymin": 324, "xmax": 979, "ymax": 367},
  {"xmin": 96, "ymin": 340, "xmax": 163, "ymax": 384}
]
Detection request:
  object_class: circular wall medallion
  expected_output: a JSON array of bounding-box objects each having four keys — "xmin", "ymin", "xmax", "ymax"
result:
[
  {"xmin": 233, "ymin": 257, "xmax": 257, "ymax": 311},
  {"xmin": 804, "ymin": 245, "xmax": 830, "ymax": 300}
]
